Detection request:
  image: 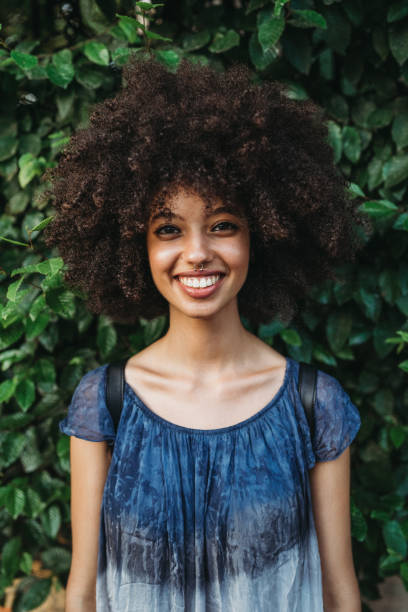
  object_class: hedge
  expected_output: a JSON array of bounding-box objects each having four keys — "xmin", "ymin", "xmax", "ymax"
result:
[{"xmin": 0, "ymin": 1, "xmax": 408, "ymax": 609}]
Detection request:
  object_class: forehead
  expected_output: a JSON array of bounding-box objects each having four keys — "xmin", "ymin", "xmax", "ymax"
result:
[{"xmin": 148, "ymin": 186, "xmax": 245, "ymax": 222}]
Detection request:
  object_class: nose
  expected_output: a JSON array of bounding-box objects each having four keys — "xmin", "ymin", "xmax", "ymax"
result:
[{"xmin": 183, "ymin": 230, "xmax": 214, "ymax": 268}]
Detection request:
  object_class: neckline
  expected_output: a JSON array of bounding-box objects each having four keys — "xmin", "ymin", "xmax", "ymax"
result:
[{"xmin": 122, "ymin": 357, "xmax": 292, "ymax": 435}]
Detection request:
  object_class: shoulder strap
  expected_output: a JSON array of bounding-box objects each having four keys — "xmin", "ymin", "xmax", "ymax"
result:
[
  {"xmin": 297, "ymin": 362, "xmax": 317, "ymax": 437},
  {"xmin": 105, "ymin": 359, "xmax": 127, "ymax": 437},
  {"xmin": 106, "ymin": 359, "xmax": 317, "ymax": 439}
]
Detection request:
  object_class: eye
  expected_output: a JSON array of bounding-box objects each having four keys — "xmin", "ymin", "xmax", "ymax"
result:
[
  {"xmin": 154, "ymin": 225, "xmax": 179, "ymax": 236},
  {"xmin": 213, "ymin": 221, "xmax": 238, "ymax": 231}
]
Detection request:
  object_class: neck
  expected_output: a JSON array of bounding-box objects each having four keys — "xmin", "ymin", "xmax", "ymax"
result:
[{"xmin": 160, "ymin": 300, "xmax": 253, "ymax": 382}]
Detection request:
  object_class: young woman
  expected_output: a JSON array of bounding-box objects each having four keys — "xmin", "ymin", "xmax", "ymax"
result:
[{"xmin": 45, "ymin": 56, "xmax": 366, "ymax": 611}]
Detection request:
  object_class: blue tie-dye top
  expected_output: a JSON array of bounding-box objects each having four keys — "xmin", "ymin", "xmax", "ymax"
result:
[{"xmin": 59, "ymin": 356, "xmax": 361, "ymax": 612}]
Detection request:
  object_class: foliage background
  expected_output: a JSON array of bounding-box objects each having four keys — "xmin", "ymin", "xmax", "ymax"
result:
[{"xmin": 0, "ymin": 0, "xmax": 408, "ymax": 609}]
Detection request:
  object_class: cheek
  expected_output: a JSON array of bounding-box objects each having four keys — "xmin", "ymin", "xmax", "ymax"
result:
[
  {"xmin": 147, "ymin": 242, "xmax": 178, "ymax": 275},
  {"xmin": 224, "ymin": 238, "xmax": 250, "ymax": 270}
]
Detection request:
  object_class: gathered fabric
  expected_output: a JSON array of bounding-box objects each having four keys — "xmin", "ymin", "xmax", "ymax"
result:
[{"xmin": 60, "ymin": 356, "xmax": 361, "ymax": 612}]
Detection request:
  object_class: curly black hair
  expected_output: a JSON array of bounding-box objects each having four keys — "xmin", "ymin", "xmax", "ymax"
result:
[{"xmin": 43, "ymin": 54, "xmax": 368, "ymax": 327}]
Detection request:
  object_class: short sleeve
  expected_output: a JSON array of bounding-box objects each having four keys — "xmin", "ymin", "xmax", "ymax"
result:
[
  {"xmin": 59, "ymin": 364, "xmax": 116, "ymax": 443},
  {"xmin": 308, "ymin": 369, "xmax": 361, "ymax": 467}
]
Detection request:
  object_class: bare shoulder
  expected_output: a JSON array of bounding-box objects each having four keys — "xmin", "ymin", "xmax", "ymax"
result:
[{"xmin": 125, "ymin": 339, "xmax": 167, "ymax": 377}]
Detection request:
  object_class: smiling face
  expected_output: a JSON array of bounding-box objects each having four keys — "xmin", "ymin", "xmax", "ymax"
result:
[{"xmin": 146, "ymin": 187, "xmax": 251, "ymax": 320}]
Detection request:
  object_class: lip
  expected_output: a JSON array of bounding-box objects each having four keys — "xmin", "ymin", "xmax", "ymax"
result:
[
  {"xmin": 174, "ymin": 270, "xmax": 226, "ymax": 278},
  {"xmin": 176, "ymin": 274, "xmax": 225, "ymax": 298}
]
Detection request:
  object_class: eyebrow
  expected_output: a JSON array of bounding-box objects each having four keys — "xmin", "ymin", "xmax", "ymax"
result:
[{"xmin": 150, "ymin": 206, "xmax": 240, "ymax": 222}]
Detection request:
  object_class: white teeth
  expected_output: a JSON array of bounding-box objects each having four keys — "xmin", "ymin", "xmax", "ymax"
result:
[{"xmin": 179, "ymin": 274, "xmax": 220, "ymax": 288}]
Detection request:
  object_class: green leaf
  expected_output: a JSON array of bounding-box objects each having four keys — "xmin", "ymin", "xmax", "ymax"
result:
[
  {"xmin": 1, "ymin": 536, "xmax": 22, "ymax": 581},
  {"xmin": 281, "ymin": 80, "xmax": 308, "ymax": 100},
  {"xmin": 140, "ymin": 315, "xmax": 167, "ymax": 345},
  {"xmin": 387, "ymin": 1, "xmax": 408, "ymax": 23},
  {"xmin": 57, "ymin": 436, "xmax": 70, "ymax": 472},
  {"xmin": 11, "ymin": 257, "xmax": 64, "ymax": 277},
  {"xmin": 13, "ymin": 577, "xmax": 52, "ymax": 612},
  {"xmin": 115, "ymin": 15, "xmax": 142, "ymax": 43},
  {"xmin": 41, "ymin": 504, "xmax": 61, "ymax": 538},
  {"xmin": 75, "ymin": 65, "xmax": 105, "ymax": 89},
  {"xmin": 358, "ymin": 200, "xmax": 398, "ymax": 217},
  {"xmin": 379, "ymin": 269, "xmax": 400, "ymax": 304},
  {"xmin": 19, "ymin": 133, "xmax": 42, "ymax": 157},
  {"xmin": 4, "ymin": 487, "xmax": 26, "ymax": 519},
  {"xmin": 383, "ymin": 520, "xmax": 407, "ymax": 557},
  {"xmin": 30, "ymin": 216, "xmax": 54, "ymax": 232},
  {"xmin": 7, "ymin": 276, "xmax": 25, "ymax": 302},
  {"xmin": 20, "ymin": 428, "xmax": 43, "ymax": 473},
  {"xmin": 393, "ymin": 213, "xmax": 408, "ymax": 231},
  {"xmin": 26, "ymin": 310, "xmax": 51, "ymax": 340},
  {"xmin": 380, "ymin": 553, "xmax": 402, "ymax": 573},
  {"xmin": 400, "ymin": 561, "xmax": 408, "ymax": 590},
  {"xmin": 83, "ymin": 41, "xmax": 110, "ymax": 66},
  {"xmin": 392, "ymin": 112, "xmax": 408, "ymax": 149},
  {"xmin": 367, "ymin": 157, "xmax": 384, "ymax": 191},
  {"xmin": 182, "ymin": 30, "xmax": 211, "ymax": 52},
  {"xmin": 209, "ymin": 29, "xmax": 240, "ymax": 53},
  {"xmin": 258, "ymin": 14, "xmax": 285, "ymax": 52},
  {"xmin": 97, "ymin": 316, "xmax": 118, "ymax": 358},
  {"xmin": 111, "ymin": 46, "xmax": 130, "ymax": 65},
  {"xmin": 10, "ymin": 50, "xmax": 38, "ymax": 70},
  {"xmin": 389, "ymin": 22, "xmax": 408, "ymax": 65},
  {"xmin": 0, "ymin": 136, "xmax": 18, "ymax": 162},
  {"xmin": 289, "ymin": 9, "xmax": 327, "ymax": 29},
  {"xmin": 144, "ymin": 30, "xmax": 172, "ymax": 42},
  {"xmin": 399, "ymin": 359, "xmax": 408, "ymax": 372},
  {"xmin": 25, "ymin": 487, "xmax": 46, "ymax": 518},
  {"xmin": 326, "ymin": 310, "xmax": 353, "ymax": 352},
  {"xmin": 280, "ymin": 328, "xmax": 302, "ymax": 346},
  {"xmin": 351, "ymin": 500, "xmax": 367, "ymax": 541},
  {"xmin": 155, "ymin": 49, "xmax": 180, "ymax": 69},
  {"xmin": 44, "ymin": 288, "xmax": 75, "ymax": 319},
  {"xmin": 46, "ymin": 49, "xmax": 75, "ymax": 88},
  {"xmin": 34, "ymin": 358, "xmax": 57, "ymax": 390},
  {"xmin": 273, "ymin": 0, "xmax": 290, "ymax": 18},
  {"xmin": 383, "ymin": 154, "xmax": 408, "ymax": 189},
  {"xmin": 19, "ymin": 552, "xmax": 33, "ymax": 575},
  {"xmin": 18, "ymin": 153, "xmax": 46, "ymax": 188},
  {"xmin": 319, "ymin": 48, "xmax": 334, "ymax": 80},
  {"xmin": 79, "ymin": 0, "xmax": 110, "ymax": 34},
  {"xmin": 348, "ymin": 182, "xmax": 365, "ymax": 198},
  {"xmin": 327, "ymin": 120, "xmax": 342, "ymax": 163},
  {"xmin": 0, "ymin": 379, "xmax": 16, "ymax": 404},
  {"xmin": 41, "ymin": 547, "xmax": 71, "ymax": 573},
  {"xmin": 0, "ymin": 323, "xmax": 25, "ymax": 351},
  {"xmin": 342, "ymin": 126, "xmax": 361, "ymax": 163},
  {"xmin": 15, "ymin": 378, "xmax": 36, "ymax": 412},
  {"xmin": 390, "ymin": 426, "xmax": 406, "ymax": 449},
  {"xmin": 249, "ymin": 31, "xmax": 279, "ymax": 71},
  {"xmin": 367, "ymin": 108, "xmax": 394, "ymax": 129}
]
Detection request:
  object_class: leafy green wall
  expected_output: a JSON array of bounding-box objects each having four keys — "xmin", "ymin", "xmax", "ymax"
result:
[{"xmin": 0, "ymin": 0, "xmax": 408, "ymax": 609}]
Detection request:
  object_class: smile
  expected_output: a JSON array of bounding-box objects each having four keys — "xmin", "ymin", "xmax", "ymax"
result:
[
  {"xmin": 176, "ymin": 274, "xmax": 225, "ymax": 298},
  {"xmin": 179, "ymin": 274, "xmax": 220, "ymax": 287}
]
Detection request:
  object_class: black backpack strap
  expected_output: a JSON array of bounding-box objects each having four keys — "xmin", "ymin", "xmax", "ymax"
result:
[
  {"xmin": 298, "ymin": 362, "xmax": 317, "ymax": 438},
  {"xmin": 105, "ymin": 359, "xmax": 127, "ymax": 438}
]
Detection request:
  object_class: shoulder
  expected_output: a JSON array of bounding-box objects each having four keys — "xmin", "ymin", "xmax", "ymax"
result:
[
  {"xmin": 59, "ymin": 363, "xmax": 115, "ymax": 443},
  {"xmin": 312, "ymin": 366, "xmax": 361, "ymax": 464}
]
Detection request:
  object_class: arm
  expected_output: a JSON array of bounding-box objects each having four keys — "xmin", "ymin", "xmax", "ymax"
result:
[
  {"xmin": 309, "ymin": 447, "xmax": 361, "ymax": 612},
  {"xmin": 65, "ymin": 437, "xmax": 112, "ymax": 612}
]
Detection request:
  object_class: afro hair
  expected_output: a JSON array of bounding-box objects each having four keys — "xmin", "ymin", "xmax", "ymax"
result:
[{"xmin": 43, "ymin": 54, "xmax": 368, "ymax": 327}]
